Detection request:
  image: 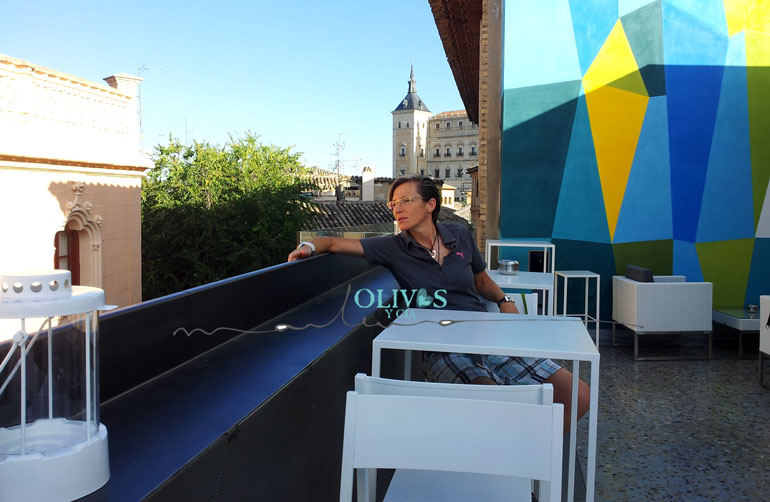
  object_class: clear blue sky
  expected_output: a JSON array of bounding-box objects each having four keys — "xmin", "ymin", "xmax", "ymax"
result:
[{"xmin": 0, "ymin": 0, "xmax": 465, "ymax": 177}]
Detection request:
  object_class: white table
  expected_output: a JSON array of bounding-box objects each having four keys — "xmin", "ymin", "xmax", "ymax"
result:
[
  {"xmin": 556, "ymin": 271, "xmax": 600, "ymax": 348},
  {"xmin": 713, "ymin": 309, "xmax": 760, "ymax": 358},
  {"xmin": 487, "ymin": 270, "xmax": 555, "ymax": 315},
  {"xmin": 372, "ymin": 309, "xmax": 600, "ymax": 502},
  {"xmin": 485, "ymin": 239, "xmax": 556, "ymax": 315}
]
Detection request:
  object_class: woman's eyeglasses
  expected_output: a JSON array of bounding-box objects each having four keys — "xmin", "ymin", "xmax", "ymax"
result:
[{"xmin": 386, "ymin": 196, "xmax": 428, "ymax": 210}]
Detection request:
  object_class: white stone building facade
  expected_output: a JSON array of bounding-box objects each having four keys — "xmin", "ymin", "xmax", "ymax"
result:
[{"xmin": 0, "ymin": 53, "xmax": 152, "ymax": 334}]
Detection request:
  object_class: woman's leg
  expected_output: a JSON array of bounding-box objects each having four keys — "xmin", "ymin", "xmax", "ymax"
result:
[{"xmin": 544, "ymin": 368, "xmax": 590, "ymax": 433}]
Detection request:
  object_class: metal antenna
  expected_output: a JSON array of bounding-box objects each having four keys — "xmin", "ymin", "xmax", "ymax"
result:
[{"xmin": 333, "ymin": 133, "xmax": 345, "ymax": 181}]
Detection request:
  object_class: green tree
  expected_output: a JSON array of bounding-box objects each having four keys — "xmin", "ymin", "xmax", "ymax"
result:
[{"xmin": 142, "ymin": 133, "xmax": 316, "ymax": 299}]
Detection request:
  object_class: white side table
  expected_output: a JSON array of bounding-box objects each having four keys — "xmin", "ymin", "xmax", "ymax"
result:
[
  {"xmin": 485, "ymin": 239, "xmax": 556, "ymax": 315},
  {"xmin": 556, "ymin": 271, "xmax": 600, "ymax": 348},
  {"xmin": 712, "ymin": 309, "xmax": 761, "ymax": 358}
]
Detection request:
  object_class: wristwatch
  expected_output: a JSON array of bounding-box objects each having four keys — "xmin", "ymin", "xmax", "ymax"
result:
[
  {"xmin": 297, "ymin": 241, "xmax": 316, "ymax": 256},
  {"xmin": 496, "ymin": 295, "xmax": 513, "ymax": 308}
]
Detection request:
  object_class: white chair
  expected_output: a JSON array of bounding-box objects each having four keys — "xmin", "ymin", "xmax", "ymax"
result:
[
  {"xmin": 612, "ymin": 275, "xmax": 713, "ymax": 360},
  {"xmin": 482, "ymin": 292, "xmax": 539, "ymax": 315},
  {"xmin": 343, "ymin": 374, "xmax": 562, "ymax": 502}
]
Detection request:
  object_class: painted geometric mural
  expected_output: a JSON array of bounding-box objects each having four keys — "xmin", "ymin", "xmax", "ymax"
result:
[{"xmin": 501, "ymin": 0, "xmax": 770, "ymax": 309}]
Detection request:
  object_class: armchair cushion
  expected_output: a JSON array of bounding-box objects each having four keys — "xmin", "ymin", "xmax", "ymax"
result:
[{"xmin": 625, "ymin": 264, "xmax": 654, "ymax": 282}]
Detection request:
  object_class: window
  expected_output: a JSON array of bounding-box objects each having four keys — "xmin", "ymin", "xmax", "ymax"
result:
[
  {"xmin": 398, "ymin": 122, "xmax": 401, "ymax": 128},
  {"xmin": 446, "ymin": 122, "xmax": 451, "ymax": 129},
  {"xmin": 445, "ymin": 169, "xmax": 450, "ymax": 178},
  {"xmin": 445, "ymin": 147, "xmax": 451, "ymax": 157},
  {"xmin": 420, "ymin": 148, "xmax": 425, "ymax": 157},
  {"xmin": 434, "ymin": 169, "xmax": 440, "ymax": 178},
  {"xmin": 420, "ymin": 169, "xmax": 425, "ymax": 176},
  {"xmin": 456, "ymin": 168, "xmax": 463, "ymax": 178},
  {"xmin": 406, "ymin": 122, "xmax": 410, "ymax": 128},
  {"xmin": 54, "ymin": 229, "xmax": 80, "ymax": 285},
  {"xmin": 400, "ymin": 146, "xmax": 406, "ymax": 157},
  {"xmin": 434, "ymin": 148, "xmax": 440, "ymax": 157},
  {"xmin": 459, "ymin": 121, "xmax": 463, "ymax": 128},
  {"xmin": 400, "ymin": 168, "xmax": 406, "ymax": 176},
  {"xmin": 457, "ymin": 146, "xmax": 464, "ymax": 156},
  {"xmin": 436, "ymin": 123, "xmax": 440, "ymax": 129},
  {"xmin": 470, "ymin": 146, "xmax": 476, "ymax": 156}
]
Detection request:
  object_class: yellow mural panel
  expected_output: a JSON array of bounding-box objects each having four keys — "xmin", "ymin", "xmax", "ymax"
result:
[
  {"xmin": 724, "ymin": 0, "xmax": 770, "ymax": 36},
  {"xmin": 585, "ymin": 86, "xmax": 649, "ymax": 240},
  {"xmin": 746, "ymin": 30, "xmax": 770, "ymax": 65},
  {"xmin": 723, "ymin": 0, "xmax": 747, "ymax": 37},
  {"xmin": 583, "ymin": 20, "xmax": 648, "ymax": 96}
]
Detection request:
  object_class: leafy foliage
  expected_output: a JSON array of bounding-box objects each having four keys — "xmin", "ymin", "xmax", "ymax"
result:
[{"xmin": 142, "ymin": 133, "xmax": 316, "ymax": 299}]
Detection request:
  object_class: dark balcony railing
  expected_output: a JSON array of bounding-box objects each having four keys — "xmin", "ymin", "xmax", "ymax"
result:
[
  {"xmin": 457, "ymin": 152, "xmax": 464, "ymax": 156},
  {"xmin": 6, "ymin": 254, "xmax": 403, "ymax": 502}
]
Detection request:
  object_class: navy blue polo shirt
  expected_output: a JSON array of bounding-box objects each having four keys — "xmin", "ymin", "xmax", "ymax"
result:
[{"xmin": 359, "ymin": 223, "xmax": 487, "ymax": 312}]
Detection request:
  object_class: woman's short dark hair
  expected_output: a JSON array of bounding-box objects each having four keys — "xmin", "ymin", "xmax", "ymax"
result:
[{"xmin": 388, "ymin": 175, "xmax": 441, "ymax": 223}]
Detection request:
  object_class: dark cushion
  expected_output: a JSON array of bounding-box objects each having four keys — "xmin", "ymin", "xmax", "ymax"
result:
[{"xmin": 625, "ymin": 265, "xmax": 654, "ymax": 282}]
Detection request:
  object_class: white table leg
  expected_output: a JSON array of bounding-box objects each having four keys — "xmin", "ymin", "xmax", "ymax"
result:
[
  {"xmin": 595, "ymin": 278, "xmax": 600, "ymax": 349},
  {"xmin": 584, "ymin": 279, "xmax": 589, "ymax": 326},
  {"xmin": 563, "ymin": 277, "xmax": 568, "ymax": 317},
  {"xmin": 372, "ymin": 346, "xmax": 381, "ymax": 377},
  {"xmin": 568, "ymin": 360, "xmax": 578, "ymax": 502},
  {"xmin": 586, "ymin": 358, "xmax": 600, "ymax": 502}
]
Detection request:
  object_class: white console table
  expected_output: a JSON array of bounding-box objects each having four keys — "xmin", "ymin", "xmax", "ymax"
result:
[{"xmin": 485, "ymin": 239, "xmax": 556, "ymax": 315}]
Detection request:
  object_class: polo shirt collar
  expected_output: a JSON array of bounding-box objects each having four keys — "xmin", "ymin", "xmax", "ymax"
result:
[{"xmin": 400, "ymin": 223, "xmax": 457, "ymax": 250}]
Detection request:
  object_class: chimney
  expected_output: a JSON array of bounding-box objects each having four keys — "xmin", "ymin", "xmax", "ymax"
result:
[
  {"xmin": 362, "ymin": 166, "xmax": 375, "ymax": 201},
  {"xmin": 103, "ymin": 73, "xmax": 143, "ymax": 95},
  {"xmin": 335, "ymin": 184, "xmax": 345, "ymax": 202}
]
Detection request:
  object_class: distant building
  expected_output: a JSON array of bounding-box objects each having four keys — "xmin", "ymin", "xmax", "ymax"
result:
[
  {"xmin": 391, "ymin": 66, "xmax": 478, "ymax": 205},
  {"xmin": 0, "ymin": 53, "xmax": 151, "ymax": 327}
]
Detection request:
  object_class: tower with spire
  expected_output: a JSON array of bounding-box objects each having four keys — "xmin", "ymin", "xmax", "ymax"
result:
[{"xmin": 392, "ymin": 65, "xmax": 432, "ymax": 178}]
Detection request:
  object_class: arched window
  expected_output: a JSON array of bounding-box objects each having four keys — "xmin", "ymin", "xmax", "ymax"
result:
[
  {"xmin": 400, "ymin": 146, "xmax": 406, "ymax": 157},
  {"xmin": 446, "ymin": 122, "xmax": 451, "ymax": 129},
  {"xmin": 54, "ymin": 228, "xmax": 80, "ymax": 285}
]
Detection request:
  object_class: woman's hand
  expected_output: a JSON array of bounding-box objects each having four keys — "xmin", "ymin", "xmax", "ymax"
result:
[
  {"xmin": 287, "ymin": 245, "xmax": 312, "ymax": 262},
  {"xmin": 500, "ymin": 301, "xmax": 519, "ymax": 314}
]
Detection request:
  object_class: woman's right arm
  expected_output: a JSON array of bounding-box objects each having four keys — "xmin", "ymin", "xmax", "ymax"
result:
[{"xmin": 287, "ymin": 237, "xmax": 365, "ymax": 262}]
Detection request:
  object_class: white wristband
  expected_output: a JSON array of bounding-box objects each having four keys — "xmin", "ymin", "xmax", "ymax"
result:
[{"xmin": 297, "ymin": 241, "xmax": 315, "ymax": 255}]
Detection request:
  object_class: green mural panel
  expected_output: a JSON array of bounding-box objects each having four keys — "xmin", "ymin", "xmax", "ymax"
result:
[
  {"xmin": 612, "ymin": 239, "xmax": 673, "ymax": 275},
  {"xmin": 748, "ymin": 66, "xmax": 770, "ymax": 229},
  {"xmin": 696, "ymin": 238, "xmax": 754, "ymax": 308}
]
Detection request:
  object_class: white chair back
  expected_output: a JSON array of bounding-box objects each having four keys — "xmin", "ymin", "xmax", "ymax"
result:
[
  {"xmin": 354, "ymin": 373, "xmax": 553, "ymax": 404},
  {"xmin": 341, "ymin": 376, "xmax": 563, "ymax": 502}
]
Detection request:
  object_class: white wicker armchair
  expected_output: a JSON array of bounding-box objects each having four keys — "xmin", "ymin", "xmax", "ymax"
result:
[{"xmin": 612, "ymin": 275, "xmax": 713, "ymax": 360}]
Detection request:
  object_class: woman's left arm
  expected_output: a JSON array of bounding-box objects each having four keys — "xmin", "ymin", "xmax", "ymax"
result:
[{"xmin": 474, "ymin": 270, "xmax": 519, "ymax": 314}]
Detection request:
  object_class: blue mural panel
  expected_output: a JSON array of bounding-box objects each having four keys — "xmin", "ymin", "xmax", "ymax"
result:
[
  {"xmin": 614, "ymin": 97, "xmax": 672, "ymax": 243},
  {"xmin": 664, "ymin": 0, "xmax": 727, "ymax": 37},
  {"xmin": 662, "ymin": 2, "xmax": 728, "ymax": 66},
  {"xmin": 569, "ymin": 0, "xmax": 619, "ymax": 74},
  {"xmin": 697, "ymin": 36, "xmax": 754, "ymax": 243},
  {"xmin": 666, "ymin": 65, "xmax": 724, "ymax": 242},
  {"xmin": 673, "ymin": 239, "xmax": 704, "ymax": 281},
  {"xmin": 552, "ymin": 94, "xmax": 610, "ymax": 243},
  {"xmin": 744, "ymin": 238, "xmax": 770, "ymax": 305},
  {"xmin": 503, "ymin": 0, "xmax": 583, "ymax": 89}
]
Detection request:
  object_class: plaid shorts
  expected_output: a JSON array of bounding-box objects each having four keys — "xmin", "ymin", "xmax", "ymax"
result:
[{"xmin": 423, "ymin": 352, "xmax": 561, "ymax": 385}]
